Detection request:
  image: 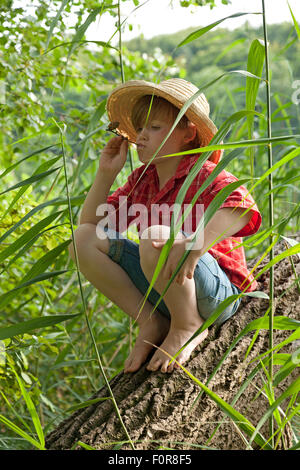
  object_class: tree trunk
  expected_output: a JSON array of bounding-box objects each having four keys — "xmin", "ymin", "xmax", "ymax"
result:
[{"xmin": 46, "ymin": 235, "xmax": 300, "ymax": 450}]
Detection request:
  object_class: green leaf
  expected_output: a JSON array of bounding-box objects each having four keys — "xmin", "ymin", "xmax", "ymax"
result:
[
  {"xmin": 288, "ymin": 1, "xmax": 300, "ymax": 41},
  {"xmin": 204, "ymin": 317, "xmax": 300, "ymax": 394},
  {"xmin": 50, "ymin": 359, "xmax": 95, "ymax": 369},
  {"xmin": 246, "ymin": 39, "xmax": 266, "ymax": 137},
  {"xmin": 0, "ymin": 166, "xmax": 62, "ymax": 195},
  {"xmin": 214, "ymin": 38, "xmax": 247, "ymax": 64},
  {"xmin": 0, "ymin": 238, "xmax": 71, "ymax": 309},
  {"xmin": 0, "ymin": 270, "xmax": 69, "ymax": 309},
  {"xmin": 76, "ymin": 440, "xmax": 96, "ymax": 450},
  {"xmin": 280, "ymin": 234, "xmax": 300, "ymax": 260},
  {"xmin": 21, "ymin": 239, "xmax": 71, "ymax": 284},
  {"xmin": 0, "ymin": 144, "xmax": 59, "ymax": 180},
  {"xmin": 0, "ymin": 210, "xmax": 64, "ymax": 264},
  {"xmin": 44, "ymin": 40, "xmax": 117, "ymax": 56},
  {"xmin": 12, "ymin": 367, "xmax": 45, "ymax": 448},
  {"xmin": 0, "ymin": 414, "xmax": 43, "ymax": 450},
  {"xmin": 0, "ymin": 313, "xmax": 81, "ymax": 340},
  {"xmin": 45, "ymin": 0, "xmax": 69, "ymax": 52},
  {"xmin": 68, "ymin": 7, "xmax": 109, "ymax": 58},
  {"xmin": 273, "ymin": 348, "xmax": 300, "ymax": 387},
  {"xmin": 66, "ymin": 397, "xmax": 111, "ymax": 413},
  {"xmin": 8, "ymin": 125, "xmax": 58, "ymax": 147},
  {"xmin": 152, "ymin": 344, "xmax": 271, "ymax": 449},
  {"xmin": 0, "ymin": 195, "xmax": 84, "ymax": 245},
  {"xmin": 249, "ymin": 376, "xmax": 300, "ymax": 446},
  {"xmin": 176, "ymin": 12, "xmax": 261, "ymax": 48},
  {"xmin": 135, "ymin": 109, "xmax": 259, "ymax": 318},
  {"xmin": 162, "ymin": 134, "xmax": 300, "ymax": 158}
]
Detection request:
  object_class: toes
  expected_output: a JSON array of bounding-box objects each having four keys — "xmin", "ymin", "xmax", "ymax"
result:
[
  {"xmin": 124, "ymin": 358, "xmax": 133, "ymax": 373},
  {"xmin": 125, "ymin": 354, "xmax": 146, "ymax": 373},
  {"xmin": 167, "ymin": 360, "xmax": 176, "ymax": 373},
  {"xmin": 125, "ymin": 341, "xmax": 155, "ymax": 373},
  {"xmin": 148, "ymin": 355, "xmax": 173, "ymax": 374},
  {"xmin": 124, "ymin": 354, "xmax": 133, "ymax": 371},
  {"xmin": 146, "ymin": 357, "xmax": 162, "ymax": 372},
  {"xmin": 161, "ymin": 360, "xmax": 172, "ymax": 373}
]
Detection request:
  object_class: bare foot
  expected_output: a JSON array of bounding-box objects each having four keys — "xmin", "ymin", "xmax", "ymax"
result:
[
  {"xmin": 124, "ymin": 312, "xmax": 170, "ymax": 373},
  {"xmin": 146, "ymin": 320, "xmax": 208, "ymax": 373}
]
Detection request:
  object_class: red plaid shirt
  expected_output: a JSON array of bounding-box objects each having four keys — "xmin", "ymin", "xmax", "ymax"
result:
[{"xmin": 106, "ymin": 155, "xmax": 262, "ymax": 292}]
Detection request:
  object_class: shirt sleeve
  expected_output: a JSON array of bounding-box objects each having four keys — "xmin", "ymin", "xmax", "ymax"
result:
[
  {"xmin": 105, "ymin": 169, "xmax": 138, "ymax": 233},
  {"xmin": 200, "ymin": 169, "xmax": 262, "ymax": 238}
]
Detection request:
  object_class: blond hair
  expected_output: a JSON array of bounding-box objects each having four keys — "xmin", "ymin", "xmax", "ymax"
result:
[{"xmin": 131, "ymin": 95, "xmax": 200, "ymax": 150}]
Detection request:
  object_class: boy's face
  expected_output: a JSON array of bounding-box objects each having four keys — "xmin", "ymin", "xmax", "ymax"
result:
[{"xmin": 135, "ymin": 115, "xmax": 187, "ymax": 164}]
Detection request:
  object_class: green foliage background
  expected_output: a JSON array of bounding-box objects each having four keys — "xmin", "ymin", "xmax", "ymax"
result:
[{"xmin": 0, "ymin": 0, "xmax": 299, "ymax": 450}]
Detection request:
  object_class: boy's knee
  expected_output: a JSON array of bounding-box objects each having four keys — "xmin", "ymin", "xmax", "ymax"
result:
[
  {"xmin": 139, "ymin": 225, "xmax": 185, "ymax": 267},
  {"xmin": 68, "ymin": 223, "xmax": 97, "ymax": 260},
  {"xmin": 140, "ymin": 224, "xmax": 170, "ymax": 241}
]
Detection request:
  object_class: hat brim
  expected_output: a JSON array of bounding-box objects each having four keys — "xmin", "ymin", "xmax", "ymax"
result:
[{"xmin": 106, "ymin": 80, "xmax": 222, "ymax": 164}]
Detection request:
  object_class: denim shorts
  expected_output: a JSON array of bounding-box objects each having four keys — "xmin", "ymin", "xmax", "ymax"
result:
[{"xmin": 103, "ymin": 227, "xmax": 242, "ymax": 328}]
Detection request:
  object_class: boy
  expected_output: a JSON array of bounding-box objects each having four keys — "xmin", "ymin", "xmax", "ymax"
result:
[{"xmin": 68, "ymin": 78, "xmax": 262, "ymax": 374}]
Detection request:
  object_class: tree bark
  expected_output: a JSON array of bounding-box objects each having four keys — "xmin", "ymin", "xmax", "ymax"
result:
[{"xmin": 46, "ymin": 234, "xmax": 300, "ymax": 450}]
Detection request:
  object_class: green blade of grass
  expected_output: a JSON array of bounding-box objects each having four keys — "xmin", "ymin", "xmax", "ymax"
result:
[
  {"xmin": 0, "ymin": 195, "xmax": 84, "ymax": 245},
  {"xmin": 246, "ymin": 38, "xmax": 266, "ymax": 137},
  {"xmin": 0, "ymin": 239, "xmax": 71, "ymax": 308},
  {"xmin": 128, "ymin": 73, "xmax": 265, "ymax": 199},
  {"xmin": 145, "ymin": 341, "xmax": 271, "ymax": 450},
  {"xmin": 0, "ymin": 270, "xmax": 69, "ymax": 309},
  {"xmin": 272, "ymin": 348, "xmax": 300, "ymax": 387},
  {"xmin": 66, "ymin": 397, "xmax": 112, "ymax": 413},
  {"xmin": 8, "ymin": 124, "xmax": 57, "ymax": 147},
  {"xmin": 45, "ymin": 0, "xmax": 69, "ymax": 52},
  {"xmin": 43, "ymin": 40, "xmax": 117, "ymax": 56},
  {"xmin": 288, "ymin": 1, "xmax": 300, "ymax": 41},
  {"xmin": 11, "ymin": 367, "xmax": 45, "ymax": 448},
  {"xmin": 67, "ymin": 5, "xmax": 117, "ymax": 59},
  {"xmin": 135, "ymin": 110, "xmax": 262, "ymax": 318},
  {"xmin": 176, "ymin": 12, "xmax": 261, "ymax": 48},
  {"xmin": 0, "ymin": 210, "xmax": 64, "ymax": 264},
  {"xmin": 0, "ymin": 391, "xmax": 33, "ymax": 434},
  {"xmin": 196, "ymin": 317, "xmax": 300, "ymax": 407},
  {"xmin": 0, "ymin": 144, "xmax": 59, "ymax": 180},
  {"xmin": 214, "ymin": 38, "xmax": 247, "ymax": 64},
  {"xmin": 76, "ymin": 441, "xmax": 96, "ymax": 450},
  {"xmin": 249, "ymin": 328, "xmax": 300, "ymax": 365},
  {"xmin": 0, "ymin": 155, "xmax": 63, "ymax": 223},
  {"xmin": 160, "ymin": 134, "xmax": 300, "ymax": 158},
  {"xmin": 0, "ymin": 414, "xmax": 43, "ymax": 450},
  {"xmin": 19, "ymin": 240, "xmax": 71, "ymax": 284},
  {"xmin": 0, "ymin": 313, "xmax": 81, "ymax": 341},
  {"xmin": 143, "ymin": 178, "xmax": 255, "ymax": 319},
  {"xmin": 0, "ymin": 166, "xmax": 62, "ymax": 196},
  {"xmin": 0, "ymin": 223, "xmax": 65, "ymax": 276},
  {"xmin": 249, "ymin": 375, "xmax": 300, "ymax": 447}
]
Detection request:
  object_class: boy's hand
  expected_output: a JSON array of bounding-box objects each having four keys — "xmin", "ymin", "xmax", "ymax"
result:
[
  {"xmin": 152, "ymin": 238, "xmax": 201, "ymax": 285},
  {"xmin": 99, "ymin": 136, "xmax": 128, "ymax": 178}
]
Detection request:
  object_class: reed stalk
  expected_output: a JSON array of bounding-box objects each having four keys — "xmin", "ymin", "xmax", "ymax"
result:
[
  {"xmin": 262, "ymin": 0, "xmax": 275, "ymax": 443},
  {"xmin": 118, "ymin": 0, "xmax": 134, "ymax": 354},
  {"xmin": 55, "ymin": 118, "xmax": 135, "ymax": 450}
]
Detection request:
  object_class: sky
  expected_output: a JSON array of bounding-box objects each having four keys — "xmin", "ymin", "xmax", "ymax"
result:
[{"xmin": 86, "ymin": 0, "xmax": 300, "ymax": 45}]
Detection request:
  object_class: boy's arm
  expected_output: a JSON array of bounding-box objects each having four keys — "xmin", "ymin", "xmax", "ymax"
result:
[
  {"xmin": 186, "ymin": 207, "xmax": 253, "ymax": 253},
  {"xmin": 79, "ymin": 136, "xmax": 128, "ymax": 226},
  {"xmin": 79, "ymin": 168, "xmax": 115, "ymax": 226}
]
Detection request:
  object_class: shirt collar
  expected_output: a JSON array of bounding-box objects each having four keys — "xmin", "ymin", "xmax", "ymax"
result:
[{"xmin": 147, "ymin": 153, "xmax": 201, "ymax": 183}]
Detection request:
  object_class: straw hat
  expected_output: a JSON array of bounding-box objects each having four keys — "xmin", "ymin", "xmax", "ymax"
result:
[{"xmin": 106, "ymin": 78, "xmax": 222, "ymax": 164}]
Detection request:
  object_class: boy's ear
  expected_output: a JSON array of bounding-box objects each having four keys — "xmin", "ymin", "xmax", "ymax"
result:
[{"xmin": 184, "ymin": 122, "xmax": 197, "ymax": 143}]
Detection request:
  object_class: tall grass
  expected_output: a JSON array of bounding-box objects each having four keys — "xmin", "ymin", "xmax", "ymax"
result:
[{"xmin": 0, "ymin": 0, "xmax": 299, "ymax": 450}]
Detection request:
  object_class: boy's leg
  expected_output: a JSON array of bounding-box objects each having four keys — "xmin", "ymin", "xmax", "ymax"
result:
[
  {"xmin": 68, "ymin": 223, "xmax": 170, "ymax": 371},
  {"xmin": 139, "ymin": 225, "xmax": 208, "ymax": 373}
]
